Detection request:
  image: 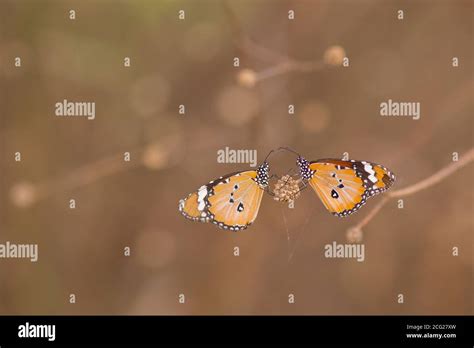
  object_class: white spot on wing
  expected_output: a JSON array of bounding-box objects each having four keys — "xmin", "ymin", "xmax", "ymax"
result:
[
  {"xmin": 197, "ymin": 185, "xmax": 208, "ymax": 211},
  {"xmin": 364, "ymin": 164, "xmax": 378, "ymax": 183}
]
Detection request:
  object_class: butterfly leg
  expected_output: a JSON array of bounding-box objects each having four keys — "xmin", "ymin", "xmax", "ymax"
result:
[
  {"xmin": 280, "ymin": 167, "xmax": 308, "ymax": 195},
  {"xmin": 265, "ymin": 187, "xmax": 276, "ymax": 197},
  {"xmin": 296, "ymin": 179, "xmax": 309, "ymax": 194}
]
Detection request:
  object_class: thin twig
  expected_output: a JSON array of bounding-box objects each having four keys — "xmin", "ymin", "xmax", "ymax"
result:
[
  {"xmin": 35, "ymin": 150, "xmax": 143, "ymax": 199},
  {"xmin": 348, "ymin": 148, "xmax": 474, "ymax": 242},
  {"xmin": 224, "ymin": 2, "xmax": 343, "ymax": 86},
  {"xmin": 253, "ymin": 59, "xmax": 327, "ymax": 83},
  {"xmin": 280, "ymin": 205, "xmax": 291, "ymax": 261},
  {"xmin": 389, "ymin": 148, "xmax": 474, "ymax": 197},
  {"xmin": 287, "ymin": 204, "xmax": 315, "ymax": 264},
  {"xmin": 9, "ymin": 140, "xmax": 176, "ymax": 208},
  {"xmin": 352, "ymin": 196, "xmax": 389, "ymax": 231}
]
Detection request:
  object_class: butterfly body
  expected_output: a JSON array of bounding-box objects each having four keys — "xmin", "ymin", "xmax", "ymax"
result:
[
  {"xmin": 179, "ymin": 162, "xmax": 269, "ymax": 231},
  {"xmin": 297, "ymin": 156, "xmax": 395, "ymax": 217}
]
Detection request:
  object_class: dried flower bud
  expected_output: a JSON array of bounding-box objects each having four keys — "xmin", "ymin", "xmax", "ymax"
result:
[
  {"xmin": 273, "ymin": 175, "xmax": 301, "ymax": 203},
  {"xmin": 236, "ymin": 68, "xmax": 257, "ymax": 88},
  {"xmin": 346, "ymin": 226, "xmax": 363, "ymax": 243},
  {"xmin": 10, "ymin": 181, "xmax": 37, "ymax": 208},
  {"xmin": 323, "ymin": 45, "xmax": 346, "ymax": 66},
  {"xmin": 142, "ymin": 143, "xmax": 169, "ymax": 170}
]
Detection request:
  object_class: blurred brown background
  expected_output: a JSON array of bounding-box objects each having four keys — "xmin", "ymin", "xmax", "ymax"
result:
[{"xmin": 0, "ymin": 0, "xmax": 472, "ymax": 315}]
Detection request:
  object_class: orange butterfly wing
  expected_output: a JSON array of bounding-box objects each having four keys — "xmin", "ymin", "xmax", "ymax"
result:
[
  {"xmin": 179, "ymin": 192, "xmax": 204, "ymax": 221},
  {"xmin": 207, "ymin": 171, "xmax": 264, "ymax": 230},
  {"xmin": 179, "ymin": 162, "xmax": 269, "ymax": 231},
  {"xmin": 306, "ymin": 159, "xmax": 395, "ymax": 217}
]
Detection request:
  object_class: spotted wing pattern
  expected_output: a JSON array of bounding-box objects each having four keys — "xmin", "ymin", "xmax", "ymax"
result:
[
  {"xmin": 179, "ymin": 162, "xmax": 269, "ymax": 231},
  {"xmin": 297, "ymin": 157, "xmax": 395, "ymax": 217},
  {"xmin": 206, "ymin": 171, "xmax": 264, "ymax": 230}
]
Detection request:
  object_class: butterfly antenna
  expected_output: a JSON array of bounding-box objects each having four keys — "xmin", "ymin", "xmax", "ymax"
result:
[
  {"xmin": 278, "ymin": 146, "xmax": 301, "ymax": 157},
  {"xmin": 263, "ymin": 149, "xmax": 275, "ymax": 163}
]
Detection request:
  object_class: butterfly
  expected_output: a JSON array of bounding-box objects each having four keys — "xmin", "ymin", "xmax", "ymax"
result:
[
  {"xmin": 296, "ymin": 155, "xmax": 395, "ymax": 217},
  {"xmin": 179, "ymin": 161, "xmax": 270, "ymax": 231}
]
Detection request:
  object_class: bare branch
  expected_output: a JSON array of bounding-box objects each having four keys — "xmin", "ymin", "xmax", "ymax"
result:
[
  {"xmin": 9, "ymin": 140, "xmax": 177, "ymax": 208},
  {"xmin": 389, "ymin": 148, "xmax": 474, "ymax": 198},
  {"xmin": 346, "ymin": 148, "xmax": 474, "ymax": 243},
  {"xmin": 224, "ymin": 3, "xmax": 345, "ymax": 87}
]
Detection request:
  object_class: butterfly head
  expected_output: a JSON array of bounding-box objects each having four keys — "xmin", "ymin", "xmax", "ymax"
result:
[
  {"xmin": 256, "ymin": 161, "xmax": 270, "ymax": 188},
  {"xmin": 296, "ymin": 156, "xmax": 312, "ymax": 180}
]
